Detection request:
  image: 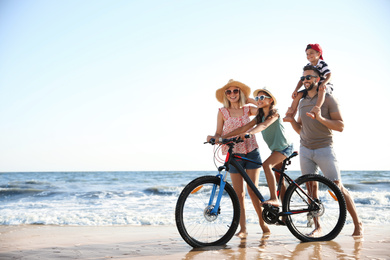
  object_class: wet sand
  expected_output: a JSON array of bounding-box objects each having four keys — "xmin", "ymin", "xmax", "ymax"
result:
[{"xmin": 1, "ymin": 224, "xmax": 389, "ymax": 259}]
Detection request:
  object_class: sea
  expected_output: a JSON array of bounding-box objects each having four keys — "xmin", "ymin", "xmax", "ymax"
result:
[{"xmin": 1, "ymin": 171, "xmax": 389, "ymax": 226}]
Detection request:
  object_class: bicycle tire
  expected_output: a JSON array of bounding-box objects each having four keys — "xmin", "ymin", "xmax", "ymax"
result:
[
  {"xmin": 175, "ymin": 175, "xmax": 240, "ymax": 247},
  {"xmin": 283, "ymin": 174, "xmax": 347, "ymax": 242}
]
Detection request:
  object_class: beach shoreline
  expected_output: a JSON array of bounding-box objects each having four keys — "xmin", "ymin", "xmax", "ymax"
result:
[{"xmin": 1, "ymin": 224, "xmax": 389, "ymax": 259}]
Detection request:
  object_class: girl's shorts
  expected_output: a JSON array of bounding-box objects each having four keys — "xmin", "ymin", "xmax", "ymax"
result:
[{"xmin": 276, "ymin": 144, "xmax": 294, "ymax": 158}]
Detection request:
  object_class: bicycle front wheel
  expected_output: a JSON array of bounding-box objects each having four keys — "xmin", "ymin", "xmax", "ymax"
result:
[
  {"xmin": 175, "ymin": 175, "xmax": 240, "ymax": 247},
  {"xmin": 283, "ymin": 174, "xmax": 347, "ymax": 242}
]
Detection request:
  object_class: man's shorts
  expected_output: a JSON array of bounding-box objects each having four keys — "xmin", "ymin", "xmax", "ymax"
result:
[{"xmin": 300, "ymin": 145, "xmax": 341, "ymax": 181}]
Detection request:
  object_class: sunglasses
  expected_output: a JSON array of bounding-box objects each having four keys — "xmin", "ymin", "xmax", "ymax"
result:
[
  {"xmin": 300, "ymin": 75, "xmax": 318, "ymax": 81},
  {"xmin": 255, "ymin": 95, "xmax": 271, "ymax": 101},
  {"xmin": 225, "ymin": 89, "xmax": 240, "ymax": 95}
]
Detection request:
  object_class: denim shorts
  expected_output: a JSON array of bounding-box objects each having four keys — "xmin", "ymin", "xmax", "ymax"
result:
[
  {"xmin": 229, "ymin": 148, "xmax": 262, "ymax": 174},
  {"xmin": 276, "ymin": 144, "xmax": 294, "ymax": 158},
  {"xmin": 300, "ymin": 145, "xmax": 341, "ymax": 181}
]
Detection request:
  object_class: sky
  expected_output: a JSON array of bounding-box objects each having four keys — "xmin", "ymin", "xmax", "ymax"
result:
[{"xmin": 1, "ymin": 0, "xmax": 389, "ymax": 172}]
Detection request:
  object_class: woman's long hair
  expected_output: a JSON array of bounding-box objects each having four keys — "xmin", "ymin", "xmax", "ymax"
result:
[{"xmin": 255, "ymin": 103, "xmax": 277, "ymax": 124}]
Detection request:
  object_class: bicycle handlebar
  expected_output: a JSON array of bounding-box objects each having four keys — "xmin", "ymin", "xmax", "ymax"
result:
[{"xmin": 204, "ymin": 134, "xmax": 252, "ymax": 145}]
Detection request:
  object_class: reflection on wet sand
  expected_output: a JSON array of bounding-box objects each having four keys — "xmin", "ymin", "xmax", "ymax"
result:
[
  {"xmin": 1, "ymin": 225, "xmax": 388, "ymax": 259},
  {"xmin": 183, "ymin": 231, "xmax": 363, "ymax": 260}
]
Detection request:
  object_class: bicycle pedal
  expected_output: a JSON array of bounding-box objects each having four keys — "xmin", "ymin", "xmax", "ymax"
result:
[{"xmin": 263, "ymin": 204, "xmax": 278, "ymax": 210}]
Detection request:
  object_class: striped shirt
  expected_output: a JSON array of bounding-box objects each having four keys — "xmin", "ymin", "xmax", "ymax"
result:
[{"xmin": 307, "ymin": 60, "xmax": 333, "ymax": 88}]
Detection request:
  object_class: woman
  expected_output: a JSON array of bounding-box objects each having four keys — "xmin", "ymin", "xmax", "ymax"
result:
[
  {"xmin": 222, "ymin": 87, "xmax": 293, "ymax": 207},
  {"xmin": 207, "ymin": 79, "xmax": 270, "ymax": 237}
]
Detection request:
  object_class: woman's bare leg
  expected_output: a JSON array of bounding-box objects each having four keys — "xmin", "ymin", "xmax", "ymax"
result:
[
  {"xmin": 230, "ymin": 173, "xmax": 247, "ymax": 237},
  {"xmin": 246, "ymin": 168, "xmax": 270, "ymax": 234}
]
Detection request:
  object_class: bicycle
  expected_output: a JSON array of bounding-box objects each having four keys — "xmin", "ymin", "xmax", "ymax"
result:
[{"xmin": 175, "ymin": 137, "xmax": 347, "ymax": 247}]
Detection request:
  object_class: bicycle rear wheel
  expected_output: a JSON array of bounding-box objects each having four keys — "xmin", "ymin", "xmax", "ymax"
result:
[
  {"xmin": 283, "ymin": 174, "xmax": 347, "ymax": 242},
  {"xmin": 175, "ymin": 175, "xmax": 240, "ymax": 247}
]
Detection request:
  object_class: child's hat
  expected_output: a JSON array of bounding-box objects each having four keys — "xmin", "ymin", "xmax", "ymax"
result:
[
  {"xmin": 253, "ymin": 87, "xmax": 277, "ymax": 106},
  {"xmin": 306, "ymin": 44, "xmax": 323, "ymax": 60},
  {"xmin": 216, "ymin": 79, "xmax": 251, "ymax": 103}
]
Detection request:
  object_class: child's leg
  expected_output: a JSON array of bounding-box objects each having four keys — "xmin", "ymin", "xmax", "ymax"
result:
[
  {"xmin": 262, "ymin": 152, "xmax": 287, "ymax": 207},
  {"xmin": 306, "ymin": 87, "xmax": 326, "ymax": 119},
  {"xmin": 283, "ymin": 92, "xmax": 304, "ymax": 122}
]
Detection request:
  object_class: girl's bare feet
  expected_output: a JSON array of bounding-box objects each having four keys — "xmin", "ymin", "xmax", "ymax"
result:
[
  {"xmin": 262, "ymin": 199, "xmax": 279, "ymax": 207},
  {"xmin": 262, "ymin": 229, "xmax": 271, "ymax": 235},
  {"xmin": 352, "ymin": 222, "xmax": 363, "ymax": 237},
  {"xmin": 235, "ymin": 230, "xmax": 248, "ymax": 238}
]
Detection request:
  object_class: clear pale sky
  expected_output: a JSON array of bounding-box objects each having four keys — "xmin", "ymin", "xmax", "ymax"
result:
[{"xmin": 1, "ymin": 0, "xmax": 389, "ymax": 172}]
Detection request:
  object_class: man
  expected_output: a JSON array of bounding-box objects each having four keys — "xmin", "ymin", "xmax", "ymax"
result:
[{"xmin": 286, "ymin": 65, "xmax": 363, "ymax": 237}]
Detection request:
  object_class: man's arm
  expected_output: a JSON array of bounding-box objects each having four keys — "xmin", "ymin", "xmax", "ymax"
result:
[
  {"xmin": 319, "ymin": 111, "xmax": 344, "ymax": 132},
  {"xmin": 290, "ymin": 115, "xmax": 302, "ymax": 134},
  {"xmin": 311, "ymin": 107, "xmax": 344, "ymax": 132}
]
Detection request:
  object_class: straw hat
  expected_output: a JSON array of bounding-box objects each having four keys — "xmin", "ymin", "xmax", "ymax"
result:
[
  {"xmin": 216, "ymin": 79, "xmax": 251, "ymax": 103},
  {"xmin": 253, "ymin": 87, "xmax": 277, "ymax": 106}
]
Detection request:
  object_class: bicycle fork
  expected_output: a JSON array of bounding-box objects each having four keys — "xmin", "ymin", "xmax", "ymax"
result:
[{"xmin": 208, "ymin": 171, "xmax": 228, "ymax": 215}]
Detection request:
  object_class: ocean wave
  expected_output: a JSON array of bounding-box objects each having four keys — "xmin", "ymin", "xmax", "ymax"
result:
[
  {"xmin": 1, "ymin": 171, "xmax": 390, "ymax": 226},
  {"xmin": 0, "ymin": 188, "xmax": 45, "ymax": 197},
  {"xmin": 360, "ymin": 180, "xmax": 390, "ymax": 184},
  {"xmin": 351, "ymin": 190, "xmax": 390, "ymax": 206},
  {"xmin": 144, "ymin": 186, "xmax": 181, "ymax": 196}
]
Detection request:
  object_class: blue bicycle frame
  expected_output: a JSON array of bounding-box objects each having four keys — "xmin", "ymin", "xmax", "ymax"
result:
[{"xmin": 209, "ymin": 150, "xmax": 266, "ymax": 215}]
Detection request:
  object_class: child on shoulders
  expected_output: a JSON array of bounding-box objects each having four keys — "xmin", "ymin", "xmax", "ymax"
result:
[{"xmin": 284, "ymin": 43, "xmax": 333, "ymax": 121}]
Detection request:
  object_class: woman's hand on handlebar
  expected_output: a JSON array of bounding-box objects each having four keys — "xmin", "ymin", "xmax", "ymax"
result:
[
  {"xmin": 239, "ymin": 133, "xmax": 252, "ymax": 140},
  {"xmin": 205, "ymin": 134, "xmax": 251, "ymax": 145},
  {"xmin": 207, "ymin": 135, "xmax": 221, "ymax": 143}
]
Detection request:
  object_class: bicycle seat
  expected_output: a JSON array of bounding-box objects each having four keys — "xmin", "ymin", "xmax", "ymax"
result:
[{"xmin": 289, "ymin": 151, "xmax": 298, "ymax": 159}]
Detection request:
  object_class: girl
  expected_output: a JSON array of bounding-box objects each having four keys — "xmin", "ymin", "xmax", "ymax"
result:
[
  {"xmin": 222, "ymin": 87, "xmax": 293, "ymax": 207},
  {"xmin": 207, "ymin": 79, "xmax": 270, "ymax": 237}
]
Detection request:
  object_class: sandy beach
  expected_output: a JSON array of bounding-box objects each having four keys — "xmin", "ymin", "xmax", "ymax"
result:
[{"xmin": 1, "ymin": 224, "xmax": 389, "ymax": 259}]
